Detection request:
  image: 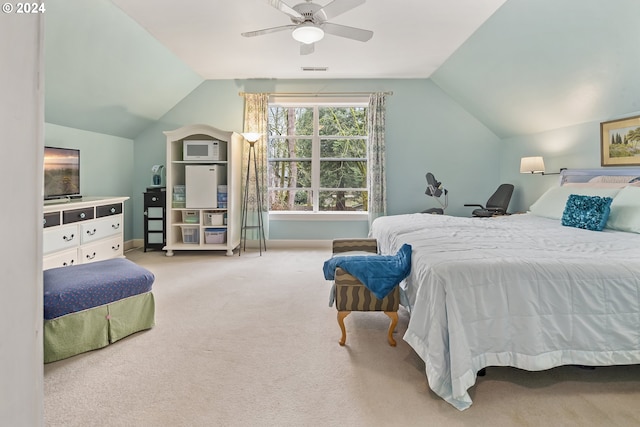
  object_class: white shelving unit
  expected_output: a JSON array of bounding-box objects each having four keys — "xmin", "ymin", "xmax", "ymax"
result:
[{"xmin": 163, "ymin": 124, "xmax": 242, "ymax": 256}]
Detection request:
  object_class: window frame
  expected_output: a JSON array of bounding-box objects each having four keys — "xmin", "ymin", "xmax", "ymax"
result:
[{"xmin": 267, "ymin": 96, "xmax": 369, "ymax": 221}]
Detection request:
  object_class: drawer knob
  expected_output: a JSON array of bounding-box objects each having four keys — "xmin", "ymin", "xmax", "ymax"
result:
[
  {"xmin": 110, "ymin": 207, "xmax": 116, "ymax": 213},
  {"xmin": 63, "ymin": 234, "xmax": 75, "ymax": 242},
  {"xmin": 112, "ymin": 244, "xmax": 120, "ymax": 251},
  {"xmin": 79, "ymin": 212, "xmax": 86, "ymax": 219},
  {"xmin": 152, "ymin": 196, "xmax": 158, "ymax": 202},
  {"xmin": 86, "ymin": 252, "xmax": 96, "ymax": 260},
  {"xmin": 112, "ymin": 223, "xmax": 120, "ymax": 230},
  {"xmin": 86, "ymin": 228, "xmax": 96, "ymax": 236}
]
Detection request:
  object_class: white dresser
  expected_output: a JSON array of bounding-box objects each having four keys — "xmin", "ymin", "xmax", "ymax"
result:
[{"xmin": 43, "ymin": 197, "xmax": 129, "ymax": 270}]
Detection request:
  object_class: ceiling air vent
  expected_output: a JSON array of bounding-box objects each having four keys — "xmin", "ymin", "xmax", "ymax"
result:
[{"xmin": 301, "ymin": 67, "xmax": 328, "ymax": 72}]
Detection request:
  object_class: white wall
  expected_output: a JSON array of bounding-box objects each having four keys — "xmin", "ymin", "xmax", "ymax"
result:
[{"xmin": 0, "ymin": 13, "xmax": 45, "ymax": 426}]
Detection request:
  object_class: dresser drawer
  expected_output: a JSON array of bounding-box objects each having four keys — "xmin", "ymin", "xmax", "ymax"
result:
[
  {"xmin": 80, "ymin": 215, "xmax": 123, "ymax": 244},
  {"xmin": 79, "ymin": 236, "xmax": 123, "ymax": 264},
  {"xmin": 43, "ymin": 248, "xmax": 78, "ymax": 270},
  {"xmin": 63, "ymin": 207, "xmax": 94, "ymax": 224},
  {"xmin": 43, "ymin": 224, "xmax": 79, "ymax": 254},
  {"xmin": 96, "ymin": 203, "xmax": 122, "ymax": 218},
  {"xmin": 144, "ymin": 192, "xmax": 165, "ymax": 207},
  {"xmin": 43, "ymin": 212, "xmax": 61, "ymax": 228}
]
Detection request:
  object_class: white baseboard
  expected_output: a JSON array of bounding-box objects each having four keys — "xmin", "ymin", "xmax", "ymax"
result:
[
  {"xmin": 259, "ymin": 239, "xmax": 331, "ymax": 250},
  {"xmin": 126, "ymin": 239, "xmax": 143, "ymax": 251},
  {"xmin": 127, "ymin": 238, "xmax": 331, "ymax": 251}
]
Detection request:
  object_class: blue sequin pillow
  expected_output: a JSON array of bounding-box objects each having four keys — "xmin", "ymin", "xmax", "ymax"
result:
[{"xmin": 561, "ymin": 194, "xmax": 613, "ymax": 231}]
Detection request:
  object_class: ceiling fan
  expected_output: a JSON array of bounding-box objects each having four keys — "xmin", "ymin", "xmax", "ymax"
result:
[{"xmin": 241, "ymin": 0, "xmax": 373, "ymax": 55}]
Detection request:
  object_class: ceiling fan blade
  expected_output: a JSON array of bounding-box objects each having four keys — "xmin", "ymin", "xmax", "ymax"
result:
[
  {"xmin": 315, "ymin": 0, "xmax": 366, "ymax": 21},
  {"xmin": 268, "ymin": 0, "xmax": 303, "ymax": 20},
  {"xmin": 322, "ymin": 22, "xmax": 373, "ymax": 42},
  {"xmin": 300, "ymin": 42, "xmax": 315, "ymax": 55},
  {"xmin": 241, "ymin": 24, "xmax": 296, "ymax": 38}
]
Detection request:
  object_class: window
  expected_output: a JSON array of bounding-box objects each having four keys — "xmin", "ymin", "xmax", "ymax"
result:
[{"xmin": 267, "ymin": 98, "xmax": 368, "ymax": 214}]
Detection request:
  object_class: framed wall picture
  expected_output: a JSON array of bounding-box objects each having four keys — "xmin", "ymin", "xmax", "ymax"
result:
[{"xmin": 600, "ymin": 115, "xmax": 640, "ymax": 166}]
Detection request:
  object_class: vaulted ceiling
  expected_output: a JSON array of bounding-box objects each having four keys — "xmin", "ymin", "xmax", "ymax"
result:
[
  {"xmin": 44, "ymin": 0, "xmax": 640, "ymax": 140},
  {"xmin": 44, "ymin": 0, "xmax": 507, "ymax": 139},
  {"xmin": 109, "ymin": 0, "xmax": 507, "ymax": 79}
]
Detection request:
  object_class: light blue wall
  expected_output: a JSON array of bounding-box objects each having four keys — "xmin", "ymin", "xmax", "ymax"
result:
[
  {"xmin": 45, "ymin": 123, "xmax": 135, "ymax": 241},
  {"xmin": 430, "ymin": 0, "xmax": 640, "ymax": 215},
  {"xmin": 44, "ymin": 0, "xmax": 640, "ymax": 243},
  {"xmin": 432, "ymin": 0, "xmax": 640, "ymax": 139},
  {"xmin": 499, "ymin": 113, "xmax": 640, "ymax": 213},
  {"xmin": 44, "ymin": 0, "xmax": 203, "ymax": 139},
  {"xmin": 130, "ymin": 79, "xmax": 502, "ymax": 240},
  {"xmin": 131, "ymin": 80, "xmax": 245, "ymax": 242}
]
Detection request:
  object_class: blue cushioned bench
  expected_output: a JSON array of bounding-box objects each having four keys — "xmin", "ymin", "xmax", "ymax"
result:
[{"xmin": 43, "ymin": 258, "xmax": 155, "ymax": 363}]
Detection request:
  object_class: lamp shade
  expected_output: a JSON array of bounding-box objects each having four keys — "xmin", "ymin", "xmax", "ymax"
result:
[
  {"xmin": 520, "ymin": 156, "xmax": 545, "ymax": 174},
  {"xmin": 292, "ymin": 24, "xmax": 324, "ymax": 44},
  {"xmin": 241, "ymin": 132, "xmax": 261, "ymax": 143}
]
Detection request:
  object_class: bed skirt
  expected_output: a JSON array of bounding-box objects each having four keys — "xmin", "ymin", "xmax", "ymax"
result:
[{"xmin": 44, "ymin": 292, "xmax": 155, "ymax": 364}]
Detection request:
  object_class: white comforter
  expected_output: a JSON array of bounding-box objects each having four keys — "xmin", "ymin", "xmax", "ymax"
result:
[{"xmin": 369, "ymin": 213, "xmax": 640, "ymax": 410}]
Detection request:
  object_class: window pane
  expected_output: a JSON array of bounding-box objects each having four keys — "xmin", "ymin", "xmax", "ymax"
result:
[
  {"xmin": 269, "ymin": 189, "xmax": 312, "ymax": 211},
  {"xmin": 268, "ymin": 106, "xmax": 313, "ymax": 136},
  {"xmin": 319, "ymin": 107, "xmax": 367, "ymax": 136},
  {"xmin": 268, "ymin": 160, "xmax": 311, "ymax": 188},
  {"xmin": 320, "ymin": 160, "xmax": 366, "ymax": 188},
  {"xmin": 320, "ymin": 138, "xmax": 366, "ymax": 158},
  {"xmin": 269, "ymin": 138, "xmax": 312, "ymax": 158},
  {"xmin": 267, "ymin": 102, "xmax": 369, "ymax": 213},
  {"xmin": 319, "ymin": 190, "xmax": 367, "ymax": 211}
]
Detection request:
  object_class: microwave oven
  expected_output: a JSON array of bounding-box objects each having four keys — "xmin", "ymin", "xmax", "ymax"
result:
[{"xmin": 183, "ymin": 140, "xmax": 227, "ymax": 161}]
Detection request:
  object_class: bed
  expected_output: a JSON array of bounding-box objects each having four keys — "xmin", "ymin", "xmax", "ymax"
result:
[
  {"xmin": 43, "ymin": 258, "xmax": 156, "ymax": 363},
  {"xmin": 369, "ymin": 168, "xmax": 640, "ymax": 410}
]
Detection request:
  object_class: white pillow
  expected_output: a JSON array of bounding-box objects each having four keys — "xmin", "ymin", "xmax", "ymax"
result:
[
  {"xmin": 588, "ymin": 175, "xmax": 637, "ymax": 183},
  {"xmin": 606, "ymin": 186, "xmax": 640, "ymax": 233},
  {"xmin": 563, "ymin": 182, "xmax": 629, "ymax": 188},
  {"xmin": 528, "ymin": 186, "xmax": 621, "ymax": 219}
]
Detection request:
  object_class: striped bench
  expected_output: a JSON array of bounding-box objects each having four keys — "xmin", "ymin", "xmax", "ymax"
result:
[{"xmin": 332, "ymin": 238, "xmax": 400, "ymax": 346}]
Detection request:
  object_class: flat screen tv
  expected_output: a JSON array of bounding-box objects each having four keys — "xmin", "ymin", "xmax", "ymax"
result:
[{"xmin": 44, "ymin": 146, "xmax": 81, "ymax": 200}]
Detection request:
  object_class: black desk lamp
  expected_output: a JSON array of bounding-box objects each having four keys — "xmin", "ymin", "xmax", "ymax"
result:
[{"xmin": 423, "ymin": 172, "xmax": 448, "ymax": 214}]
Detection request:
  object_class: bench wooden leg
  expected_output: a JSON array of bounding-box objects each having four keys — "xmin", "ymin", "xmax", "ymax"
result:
[
  {"xmin": 384, "ymin": 311, "xmax": 398, "ymax": 346},
  {"xmin": 337, "ymin": 311, "xmax": 350, "ymax": 346}
]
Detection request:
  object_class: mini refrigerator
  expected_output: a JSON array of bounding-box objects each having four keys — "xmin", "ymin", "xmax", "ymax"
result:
[{"xmin": 185, "ymin": 165, "xmax": 226, "ymax": 208}]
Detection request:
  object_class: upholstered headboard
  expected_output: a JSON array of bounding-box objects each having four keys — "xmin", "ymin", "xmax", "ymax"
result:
[
  {"xmin": 529, "ymin": 168, "xmax": 640, "ymax": 233},
  {"xmin": 559, "ymin": 167, "xmax": 640, "ymax": 186}
]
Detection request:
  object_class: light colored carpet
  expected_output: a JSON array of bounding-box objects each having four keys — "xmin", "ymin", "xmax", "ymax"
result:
[{"xmin": 44, "ymin": 247, "xmax": 640, "ymax": 427}]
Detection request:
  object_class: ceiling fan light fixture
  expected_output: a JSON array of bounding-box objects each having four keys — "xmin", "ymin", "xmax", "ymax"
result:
[{"xmin": 292, "ymin": 24, "xmax": 324, "ymax": 44}]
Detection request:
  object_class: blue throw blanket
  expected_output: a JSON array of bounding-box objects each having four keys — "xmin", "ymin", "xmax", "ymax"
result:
[{"xmin": 323, "ymin": 244, "xmax": 412, "ymax": 299}]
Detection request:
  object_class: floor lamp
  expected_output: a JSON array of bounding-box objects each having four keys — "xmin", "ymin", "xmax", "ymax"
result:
[{"xmin": 240, "ymin": 132, "xmax": 267, "ymax": 256}]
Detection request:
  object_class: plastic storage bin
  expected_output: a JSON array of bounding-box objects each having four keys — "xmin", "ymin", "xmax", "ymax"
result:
[
  {"xmin": 182, "ymin": 210, "xmax": 199, "ymax": 224},
  {"xmin": 205, "ymin": 212, "xmax": 224, "ymax": 226},
  {"xmin": 173, "ymin": 185, "xmax": 186, "ymax": 208},
  {"xmin": 204, "ymin": 228, "xmax": 226, "ymax": 244},
  {"xmin": 180, "ymin": 225, "xmax": 199, "ymax": 244},
  {"xmin": 217, "ymin": 185, "xmax": 228, "ymax": 208}
]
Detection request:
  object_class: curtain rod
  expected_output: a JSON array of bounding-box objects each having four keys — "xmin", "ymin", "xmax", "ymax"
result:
[{"xmin": 239, "ymin": 91, "xmax": 393, "ymax": 97}]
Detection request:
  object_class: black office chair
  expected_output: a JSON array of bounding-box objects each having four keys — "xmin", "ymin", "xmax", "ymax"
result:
[{"xmin": 464, "ymin": 184, "xmax": 514, "ymax": 217}]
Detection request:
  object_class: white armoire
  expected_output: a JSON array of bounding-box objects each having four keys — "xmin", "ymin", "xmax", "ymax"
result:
[{"xmin": 163, "ymin": 124, "xmax": 242, "ymax": 256}]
